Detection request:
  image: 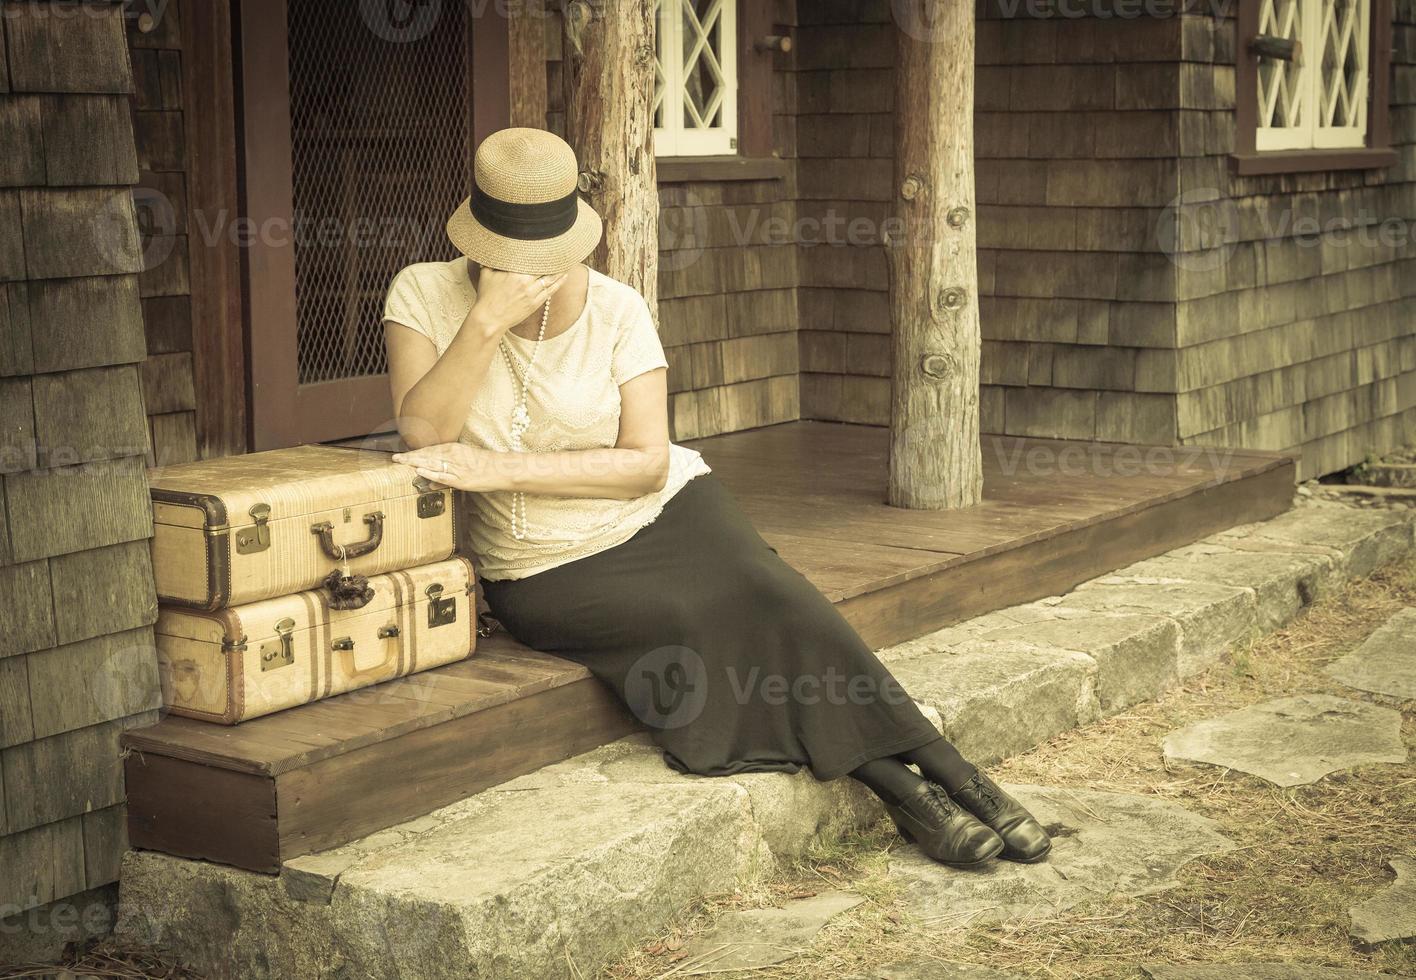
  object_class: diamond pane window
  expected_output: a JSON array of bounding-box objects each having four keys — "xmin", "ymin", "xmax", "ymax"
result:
[
  {"xmin": 654, "ymin": 0, "xmax": 738, "ymax": 156},
  {"xmin": 1255, "ymin": 0, "xmax": 1370, "ymax": 151},
  {"xmin": 1313, "ymin": 0, "xmax": 1369, "ymax": 146}
]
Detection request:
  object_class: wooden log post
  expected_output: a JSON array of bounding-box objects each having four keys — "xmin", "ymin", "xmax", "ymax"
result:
[
  {"xmin": 561, "ymin": 0, "xmax": 659, "ymax": 314},
  {"xmin": 886, "ymin": 0, "xmax": 983, "ymax": 510},
  {"xmin": 509, "ymin": 0, "xmax": 549, "ymax": 128}
]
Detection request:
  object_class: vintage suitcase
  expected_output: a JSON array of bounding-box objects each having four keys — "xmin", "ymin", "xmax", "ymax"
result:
[
  {"xmin": 148, "ymin": 445, "xmax": 455, "ymax": 610},
  {"xmin": 154, "ymin": 556, "xmax": 477, "ymax": 724}
]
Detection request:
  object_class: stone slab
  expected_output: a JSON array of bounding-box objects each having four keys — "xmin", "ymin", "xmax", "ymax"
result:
[
  {"xmin": 1325, "ymin": 608, "xmax": 1416, "ymax": 701},
  {"xmin": 1326, "ymin": 484, "xmax": 1416, "ymax": 503},
  {"xmin": 479, "ymin": 731, "xmax": 900, "ymax": 863},
  {"xmin": 884, "ymin": 604, "xmax": 1181, "ymax": 716},
  {"xmin": 1208, "ymin": 500, "xmax": 1414, "ymax": 581},
  {"xmin": 1141, "ymin": 964, "xmax": 1397, "ymax": 979},
  {"xmin": 118, "ymin": 733, "xmax": 902, "ymax": 980},
  {"xmin": 882, "ymin": 641, "xmax": 1100, "ymax": 767},
  {"xmin": 1348, "ymin": 856, "xmax": 1416, "ymax": 950},
  {"xmin": 123, "ymin": 777, "xmax": 762, "ymax": 980},
  {"xmin": 849, "ymin": 962, "xmax": 1026, "ymax": 979},
  {"xmin": 1061, "ymin": 577, "xmax": 1257, "ymax": 677},
  {"xmin": 1359, "ymin": 462, "xmax": 1416, "ymax": 488},
  {"xmin": 1096, "ymin": 542, "xmax": 1340, "ymax": 632},
  {"xmin": 676, "ymin": 890, "xmax": 864, "ymax": 974},
  {"xmin": 1162, "ymin": 694, "xmax": 1408, "ymax": 787},
  {"xmin": 889, "ymin": 784, "xmax": 1236, "ymax": 928}
]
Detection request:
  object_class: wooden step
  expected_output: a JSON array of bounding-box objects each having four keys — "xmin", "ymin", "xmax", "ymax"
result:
[{"xmin": 123, "ymin": 636, "xmax": 636, "ymax": 872}]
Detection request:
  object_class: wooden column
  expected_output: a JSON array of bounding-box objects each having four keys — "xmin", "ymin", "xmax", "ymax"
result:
[
  {"xmin": 508, "ymin": 0, "xmax": 548, "ymax": 128},
  {"xmin": 561, "ymin": 0, "xmax": 659, "ymax": 313},
  {"xmin": 181, "ymin": 0, "xmax": 247, "ymax": 459},
  {"xmin": 886, "ymin": 0, "xmax": 983, "ymax": 510}
]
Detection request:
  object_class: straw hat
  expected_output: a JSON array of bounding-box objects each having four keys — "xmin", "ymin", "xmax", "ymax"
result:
[{"xmin": 445, "ymin": 128, "xmax": 603, "ymax": 276}]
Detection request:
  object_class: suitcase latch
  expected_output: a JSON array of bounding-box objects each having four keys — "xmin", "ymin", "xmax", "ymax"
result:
[
  {"xmin": 417, "ymin": 490, "xmax": 446, "ymax": 520},
  {"xmin": 236, "ymin": 503, "xmax": 273, "ymax": 555},
  {"xmin": 260, "ymin": 617, "xmax": 296, "ymax": 672},
  {"xmin": 427, "ymin": 583, "xmax": 457, "ymax": 628}
]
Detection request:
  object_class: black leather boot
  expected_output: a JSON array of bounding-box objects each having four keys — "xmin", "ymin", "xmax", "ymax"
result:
[
  {"xmin": 948, "ymin": 769, "xmax": 1051, "ymax": 863},
  {"xmin": 884, "ymin": 780, "xmax": 1005, "ymax": 867}
]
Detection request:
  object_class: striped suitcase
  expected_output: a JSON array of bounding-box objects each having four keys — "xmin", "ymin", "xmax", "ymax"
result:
[
  {"xmin": 148, "ymin": 445, "xmax": 455, "ymax": 610},
  {"xmin": 153, "ymin": 556, "xmax": 476, "ymax": 724}
]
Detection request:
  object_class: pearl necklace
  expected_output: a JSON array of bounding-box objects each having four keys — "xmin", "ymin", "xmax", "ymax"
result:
[{"xmin": 498, "ymin": 297, "xmax": 551, "ymax": 541}]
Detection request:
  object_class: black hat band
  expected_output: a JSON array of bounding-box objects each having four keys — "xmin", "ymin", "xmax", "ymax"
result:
[{"xmin": 468, "ymin": 182, "xmax": 579, "ymax": 240}]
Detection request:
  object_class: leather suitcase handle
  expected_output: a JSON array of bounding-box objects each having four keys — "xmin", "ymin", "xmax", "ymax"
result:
[
  {"xmin": 311, "ymin": 511, "xmax": 385, "ymax": 560},
  {"xmin": 332, "ymin": 630, "xmax": 400, "ymax": 682}
]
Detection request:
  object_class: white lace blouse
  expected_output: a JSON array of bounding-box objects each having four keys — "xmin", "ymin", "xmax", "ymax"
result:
[{"xmin": 382, "ymin": 259, "xmax": 711, "ymax": 581}]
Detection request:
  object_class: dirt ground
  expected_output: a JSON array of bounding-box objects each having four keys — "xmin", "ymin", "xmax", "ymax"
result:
[{"xmin": 605, "ymin": 554, "xmax": 1416, "ymax": 980}]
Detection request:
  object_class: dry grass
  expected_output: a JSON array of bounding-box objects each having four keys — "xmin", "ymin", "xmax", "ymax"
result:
[
  {"xmin": 605, "ymin": 556, "xmax": 1416, "ymax": 980},
  {"xmin": 0, "ymin": 938, "xmax": 203, "ymax": 979}
]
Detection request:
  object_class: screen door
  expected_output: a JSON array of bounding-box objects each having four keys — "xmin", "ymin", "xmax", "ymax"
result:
[{"xmin": 240, "ymin": 0, "xmax": 508, "ymax": 448}]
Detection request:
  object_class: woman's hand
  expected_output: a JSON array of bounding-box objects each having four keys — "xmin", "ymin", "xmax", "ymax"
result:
[
  {"xmin": 466, "ymin": 266, "xmax": 568, "ymax": 338},
  {"xmin": 393, "ymin": 443, "xmax": 509, "ymax": 493}
]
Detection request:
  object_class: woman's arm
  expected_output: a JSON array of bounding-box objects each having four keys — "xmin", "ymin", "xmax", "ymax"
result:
[
  {"xmin": 386, "ymin": 315, "xmax": 497, "ymax": 448},
  {"xmin": 392, "ymin": 367, "xmax": 672, "ymax": 500},
  {"xmin": 387, "ymin": 267, "xmax": 568, "ymax": 448}
]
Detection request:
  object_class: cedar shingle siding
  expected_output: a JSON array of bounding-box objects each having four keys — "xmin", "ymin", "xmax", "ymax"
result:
[
  {"xmin": 1172, "ymin": 2, "xmax": 1416, "ymax": 478},
  {"xmin": 0, "ymin": 1, "xmax": 161, "ymax": 919},
  {"xmin": 790, "ymin": 0, "xmax": 1415, "ymax": 479},
  {"xmin": 547, "ymin": 2, "xmax": 804, "ymax": 441},
  {"xmin": 126, "ymin": 0, "xmax": 199, "ymax": 466}
]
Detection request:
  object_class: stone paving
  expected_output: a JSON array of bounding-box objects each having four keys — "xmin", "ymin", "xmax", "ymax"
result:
[
  {"xmin": 1347, "ymin": 856, "xmax": 1416, "ymax": 951},
  {"xmin": 887, "ymin": 784, "xmax": 1237, "ymax": 929},
  {"xmin": 1140, "ymin": 965, "xmax": 1400, "ymax": 979},
  {"xmin": 674, "ymin": 890, "xmax": 864, "ymax": 974},
  {"xmin": 847, "ymin": 962, "xmax": 1026, "ymax": 979},
  {"xmin": 1325, "ymin": 607, "xmax": 1416, "ymax": 701},
  {"xmin": 115, "ymin": 496, "xmax": 1416, "ymax": 980},
  {"xmin": 1161, "ymin": 693, "xmax": 1408, "ymax": 786}
]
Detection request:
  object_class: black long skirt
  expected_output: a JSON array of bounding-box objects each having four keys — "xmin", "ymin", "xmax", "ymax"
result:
[{"xmin": 480, "ymin": 473, "xmax": 942, "ymax": 781}]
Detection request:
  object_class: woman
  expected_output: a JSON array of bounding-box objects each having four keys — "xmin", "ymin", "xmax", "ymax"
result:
[{"xmin": 383, "ymin": 127, "xmax": 1050, "ymax": 867}]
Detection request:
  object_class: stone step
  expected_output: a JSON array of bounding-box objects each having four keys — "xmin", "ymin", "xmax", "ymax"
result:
[
  {"xmin": 115, "ymin": 499, "xmax": 1416, "ymax": 980},
  {"xmin": 118, "ymin": 732, "xmax": 890, "ymax": 979},
  {"xmin": 1354, "ymin": 461, "xmax": 1416, "ymax": 488}
]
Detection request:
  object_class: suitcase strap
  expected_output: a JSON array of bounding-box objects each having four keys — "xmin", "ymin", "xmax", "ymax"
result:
[{"xmin": 476, "ymin": 610, "xmax": 501, "ymax": 638}]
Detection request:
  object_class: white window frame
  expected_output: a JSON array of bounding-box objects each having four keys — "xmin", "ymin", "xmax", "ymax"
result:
[
  {"xmin": 653, "ymin": 0, "xmax": 739, "ymax": 157},
  {"xmin": 1255, "ymin": 0, "xmax": 1370, "ymax": 151}
]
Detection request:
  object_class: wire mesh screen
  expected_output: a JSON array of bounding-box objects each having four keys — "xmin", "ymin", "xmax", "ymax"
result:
[{"xmin": 286, "ymin": 2, "xmax": 472, "ymax": 385}]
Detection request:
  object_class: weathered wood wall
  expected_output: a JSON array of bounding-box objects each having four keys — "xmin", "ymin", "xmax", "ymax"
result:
[
  {"xmin": 793, "ymin": 0, "xmax": 1415, "ymax": 480},
  {"xmin": 793, "ymin": 0, "xmax": 896, "ymax": 426},
  {"xmin": 794, "ymin": 1, "xmax": 1189, "ymax": 440},
  {"xmin": 1170, "ymin": 4, "xmax": 1416, "ymax": 478},
  {"xmin": 544, "ymin": 0, "xmax": 803, "ymax": 440},
  {"xmin": 124, "ymin": 0, "xmax": 199, "ymax": 466},
  {"xmin": 0, "ymin": 0, "xmax": 162, "ymax": 926}
]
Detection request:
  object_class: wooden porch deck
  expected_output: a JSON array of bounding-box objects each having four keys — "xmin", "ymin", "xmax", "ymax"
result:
[{"xmin": 123, "ymin": 422, "xmax": 1297, "ymax": 871}]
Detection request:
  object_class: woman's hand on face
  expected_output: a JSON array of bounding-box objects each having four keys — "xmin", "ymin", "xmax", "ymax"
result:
[
  {"xmin": 466, "ymin": 265, "xmax": 568, "ymax": 338},
  {"xmin": 393, "ymin": 443, "xmax": 508, "ymax": 493}
]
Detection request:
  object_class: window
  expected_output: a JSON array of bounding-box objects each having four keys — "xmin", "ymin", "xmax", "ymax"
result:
[
  {"xmin": 1234, "ymin": 0, "xmax": 1394, "ymax": 174},
  {"xmin": 1254, "ymin": 0, "xmax": 1369, "ymax": 149},
  {"xmin": 654, "ymin": 0, "xmax": 739, "ymax": 156}
]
